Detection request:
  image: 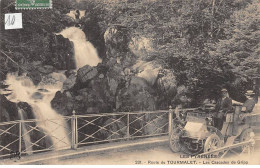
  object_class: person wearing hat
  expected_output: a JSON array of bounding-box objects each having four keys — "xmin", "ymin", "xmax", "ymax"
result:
[
  {"xmin": 214, "ymin": 88, "xmax": 233, "ymax": 130},
  {"xmin": 241, "ymin": 90, "xmax": 256, "ymax": 113}
]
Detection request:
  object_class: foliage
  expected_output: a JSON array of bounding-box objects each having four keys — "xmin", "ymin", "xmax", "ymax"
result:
[
  {"xmin": 0, "ymin": 0, "xmax": 76, "ymax": 80},
  {"xmin": 1, "ymin": 0, "xmax": 259, "ymax": 106},
  {"xmin": 83, "ymin": 0, "xmax": 258, "ymax": 105}
]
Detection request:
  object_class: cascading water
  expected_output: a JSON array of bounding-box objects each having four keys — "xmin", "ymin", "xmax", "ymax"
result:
[
  {"xmin": 18, "ymin": 108, "xmax": 33, "ymax": 155},
  {"xmin": 59, "ymin": 27, "xmax": 102, "ymax": 69},
  {"xmin": 1, "ymin": 72, "xmax": 70, "ymax": 150},
  {"xmin": 1, "ymin": 25, "xmax": 101, "ymax": 153}
]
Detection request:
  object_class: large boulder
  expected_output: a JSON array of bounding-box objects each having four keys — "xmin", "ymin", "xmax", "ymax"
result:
[
  {"xmin": 133, "ymin": 60, "xmax": 161, "ymax": 86},
  {"xmin": 62, "ymin": 73, "xmax": 77, "ymax": 91},
  {"xmin": 116, "ymin": 76, "xmax": 157, "ymax": 112},
  {"xmin": 52, "ymin": 76, "xmax": 115, "ymax": 115},
  {"xmin": 51, "ymin": 91, "xmax": 73, "ymax": 116},
  {"xmin": 77, "ymin": 65, "xmax": 98, "ymax": 84}
]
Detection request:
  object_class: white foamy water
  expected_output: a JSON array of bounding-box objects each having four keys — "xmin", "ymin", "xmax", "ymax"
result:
[
  {"xmin": 18, "ymin": 108, "xmax": 33, "ymax": 155},
  {"xmin": 59, "ymin": 27, "xmax": 101, "ymax": 69},
  {"xmin": 1, "ymin": 72, "xmax": 70, "ymax": 150}
]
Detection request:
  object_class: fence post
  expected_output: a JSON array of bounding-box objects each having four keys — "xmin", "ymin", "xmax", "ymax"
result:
[
  {"xmin": 127, "ymin": 113, "xmax": 130, "ymax": 140},
  {"xmin": 19, "ymin": 121, "xmax": 22, "ymax": 155},
  {"xmin": 71, "ymin": 110, "xmax": 77, "ymax": 150},
  {"xmin": 168, "ymin": 106, "xmax": 173, "ymax": 139},
  {"xmin": 75, "ymin": 114, "xmax": 78, "ymax": 149}
]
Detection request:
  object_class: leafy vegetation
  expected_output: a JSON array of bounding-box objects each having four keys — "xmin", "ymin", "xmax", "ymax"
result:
[
  {"xmin": 1, "ymin": 0, "xmax": 259, "ymax": 106},
  {"xmin": 78, "ymin": 0, "xmax": 259, "ymax": 105}
]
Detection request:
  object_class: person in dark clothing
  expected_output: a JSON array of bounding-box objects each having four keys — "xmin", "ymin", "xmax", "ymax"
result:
[
  {"xmin": 241, "ymin": 90, "xmax": 256, "ymax": 113},
  {"xmin": 214, "ymin": 88, "xmax": 233, "ymax": 130}
]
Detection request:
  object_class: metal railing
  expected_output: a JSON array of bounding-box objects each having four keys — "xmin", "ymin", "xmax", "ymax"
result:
[
  {"xmin": 0, "ymin": 110, "xmax": 169, "ymax": 159},
  {"xmin": 199, "ymin": 137, "xmax": 256, "ymax": 158}
]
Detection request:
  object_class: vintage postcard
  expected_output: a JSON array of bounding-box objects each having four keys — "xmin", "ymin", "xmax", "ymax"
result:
[{"xmin": 0, "ymin": 0, "xmax": 260, "ymax": 165}]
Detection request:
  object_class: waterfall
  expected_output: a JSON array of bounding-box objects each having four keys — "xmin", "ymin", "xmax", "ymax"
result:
[
  {"xmin": 18, "ymin": 108, "xmax": 33, "ymax": 155},
  {"xmin": 0, "ymin": 25, "xmax": 101, "ymax": 152},
  {"xmin": 1, "ymin": 72, "xmax": 70, "ymax": 150},
  {"xmin": 59, "ymin": 27, "xmax": 101, "ymax": 69}
]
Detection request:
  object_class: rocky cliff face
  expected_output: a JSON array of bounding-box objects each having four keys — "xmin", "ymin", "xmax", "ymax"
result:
[
  {"xmin": 51, "ymin": 25, "xmax": 162, "ymax": 115},
  {"xmin": 50, "ymin": 25, "xmax": 172, "ymax": 139}
]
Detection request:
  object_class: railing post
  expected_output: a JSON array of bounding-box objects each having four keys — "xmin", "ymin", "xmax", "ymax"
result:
[
  {"xmin": 168, "ymin": 106, "xmax": 173, "ymax": 138},
  {"xmin": 71, "ymin": 110, "xmax": 77, "ymax": 150},
  {"xmin": 75, "ymin": 115, "xmax": 78, "ymax": 149},
  {"xmin": 127, "ymin": 113, "xmax": 130, "ymax": 140},
  {"xmin": 19, "ymin": 121, "xmax": 22, "ymax": 155}
]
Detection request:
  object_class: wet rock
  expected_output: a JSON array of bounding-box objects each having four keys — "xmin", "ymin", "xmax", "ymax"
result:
[
  {"xmin": 37, "ymin": 88, "xmax": 49, "ymax": 92},
  {"xmin": 31, "ymin": 92, "xmax": 43, "ymax": 100},
  {"xmin": 51, "ymin": 91, "xmax": 71, "ymax": 116},
  {"xmin": 62, "ymin": 73, "xmax": 76, "ymax": 91},
  {"xmin": 77, "ymin": 65, "xmax": 98, "ymax": 83},
  {"xmin": 65, "ymin": 70, "xmax": 76, "ymax": 78}
]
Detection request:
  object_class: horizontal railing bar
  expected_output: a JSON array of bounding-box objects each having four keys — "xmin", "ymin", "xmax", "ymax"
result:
[
  {"xmin": 76, "ymin": 110, "xmax": 169, "ymax": 118},
  {"xmin": 0, "ymin": 118, "xmax": 72, "ymax": 125},
  {"xmin": 130, "ymin": 133, "xmax": 168, "ymax": 138},
  {"xmin": 1, "ymin": 109, "xmax": 260, "ymax": 126},
  {"xmin": 23, "ymin": 146, "xmax": 71, "ymax": 154},
  {"xmin": 76, "ymin": 113, "xmax": 127, "ymax": 118},
  {"xmin": 0, "ymin": 110, "xmax": 169, "ymax": 126},
  {"xmin": 78, "ymin": 132, "xmax": 169, "ymax": 146},
  {"xmin": 78, "ymin": 137, "xmax": 128, "ymax": 145},
  {"xmin": 0, "ymin": 120, "xmax": 20, "ymax": 126},
  {"xmin": 0, "ymin": 153, "xmax": 13, "ymax": 158}
]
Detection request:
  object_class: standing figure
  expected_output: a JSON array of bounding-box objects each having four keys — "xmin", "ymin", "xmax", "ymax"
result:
[
  {"xmin": 242, "ymin": 90, "xmax": 256, "ymax": 113},
  {"xmin": 214, "ymin": 88, "xmax": 233, "ymax": 130}
]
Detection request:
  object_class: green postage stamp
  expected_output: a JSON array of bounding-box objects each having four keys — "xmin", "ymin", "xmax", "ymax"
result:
[{"xmin": 16, "ymin": 0, "xmax": 52, "ymax": 9}]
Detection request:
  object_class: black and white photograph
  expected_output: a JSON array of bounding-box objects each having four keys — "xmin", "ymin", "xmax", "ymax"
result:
[{"xmin": 0, "ymin": 0, "xmax": 260, "ymax": 165}]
